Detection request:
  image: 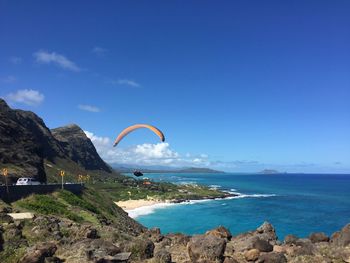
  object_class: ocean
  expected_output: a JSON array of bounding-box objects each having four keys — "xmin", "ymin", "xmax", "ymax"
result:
[{"xmin": 130, "ymin": 173, "xmax": 350, "ymax": 240}]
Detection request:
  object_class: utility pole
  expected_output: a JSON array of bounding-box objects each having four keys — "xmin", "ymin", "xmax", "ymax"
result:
[
  {"xmin": 60, "ymin": 170, "xmax": 65, "ymax": 189},
  {"xmin": 2, "ymin": 168, "xmax": 9, "ymax": 194}
]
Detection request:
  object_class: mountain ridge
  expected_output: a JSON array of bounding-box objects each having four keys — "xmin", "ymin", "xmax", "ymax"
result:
[{"xmin": 0, "ymin": 99, "xmax": 114, "ymax": 183}]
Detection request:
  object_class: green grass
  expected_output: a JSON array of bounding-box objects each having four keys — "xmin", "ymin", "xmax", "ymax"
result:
[
  {"xmin": 16, "ymin": 194, "xmax": 83, "ymax": 222},
  {"xmin": 57, "ymin": 190, "xmax": 99, "ymax": 214}
]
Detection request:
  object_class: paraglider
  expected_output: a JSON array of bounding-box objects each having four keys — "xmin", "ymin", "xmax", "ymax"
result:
[
  {"xmin": 133, "ymin": 170, "xmax": 143, "ymax": 177},
  {"xmin": 113, "ymin": 124, "xmax": 165, "ymax": 147}
]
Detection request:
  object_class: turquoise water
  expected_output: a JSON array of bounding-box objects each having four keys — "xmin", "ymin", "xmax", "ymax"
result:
[{"xmin": 134, "ymin": 173, "xmax": 350, "ymax": 239}]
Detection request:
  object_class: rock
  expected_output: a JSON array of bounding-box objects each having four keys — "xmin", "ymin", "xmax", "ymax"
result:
[
  {"xmin": 154, "ymin": 249, "xmax": 172, "ymax": 263},
  {"xmin": 130, "ymin": 238, "xmax": 155, "ymax": 260},
  {"xmin": 0, "ymin": 206, "xmax": 12, "ymax": 213},
  {"xmin": 0, "ymin": 212, "xmax": 14, "ymax": 223},
  {"xmin": 146, "ymin": 227, "xmax": 163, "ymax": 243},
  {"xmin": 206, "ymin": 226, "xmax": 232, "ymax": 240},
  {"xmin": 284, "ymin": 234, "xmax": 298, "ymax": 245},
  {"xmin": 244, "ymin": 248, "xmax": 260, "ymax": 261},
  {"xmin": 229, "ymin": 232, "xmax": 257, "ymax": 252},
  {"xmin": 257, "ymin": 252, "xmax": 287, "ymax": 263},
  {"xmin": 166, "ymin": 233, "xmax": 190, "ymax": 246},
  {"xmin": 309, "ymin": 232, "xmax": 329, "ymax": 243},
  {"xmin": 20, "ymin": 242, "xmax": 57, "ymax": 263},
  {"xmin": 44, "ymin": 257, "xmax": 63, "ymax": 263},
  {"xmin": 331, "ymin": 223, "xmax": 350, "ymax": 247},
  {"xmin": 223, "ymin": 258, "xmax": 239, "ymax": 263},
  {"xmin": 256, "ymin": 222, "xmax": 277, "ymax": 242},
  {"xmin": 187, "ymin": 234, "xmax": 226, "ymax": 262},
  {"xmin": 293, "ymin": 238, "xmax": 314, "ymax": 256},
  {"xmin": 252, "ymin": 238, "xmax": 273, "ymax": 252},
  {"xmin": 95, "ymin": 252, "xmax": 131, "ymax": 263},
  {"xmin": 86, "ymin": 228, "xmax": 99, "ymax": 239},
  {"xmin": 273, "ymin": 245, "xmax": 285, "ymax": 253}
]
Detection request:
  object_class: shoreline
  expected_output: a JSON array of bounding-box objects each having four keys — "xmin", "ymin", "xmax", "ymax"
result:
[{"xmin": 115, "ymin": 193, "xmax": 238, "ymax": 218}]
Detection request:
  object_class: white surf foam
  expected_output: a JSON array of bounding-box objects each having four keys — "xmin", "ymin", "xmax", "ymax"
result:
[{"xmin": 126, "ymin": 202, "xmax": 176, "ymax": 218}]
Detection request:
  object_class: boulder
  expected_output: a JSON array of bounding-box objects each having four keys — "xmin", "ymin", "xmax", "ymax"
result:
[
  {"xmin": 154, "ymin": 249, "xmax": 172, "ymax": 263},
  {"xmin": 86, "ymin": 228, "xmax": 99, "ymax": 239},
  {"xmin": 257, "ymin": 252, "xmax": 287, "ymax": 263},
  {"xmin": 293, "ymin": 238, "xmax": 314, "ymax": 256},
  {"xmin": 252, "ymin": 238, "xmax": 273, "ymax": 252},
  {"xmin": 273, "ymin": 245, "xmax": 285, "ymax": 253},
  {"xmin": 331, "ymin": 223, "xmax": 350, "ymax": 247},
  {"xmin": 187, "ymin": 234, "xmax": 226, "ymax": 262},
  {"xmin": 44, "ymin": 257, "xmax": 63, "ymax": 263},
  {"xmin": 229, "ymin": 233, "xmax": 257, "ymax": 252},
  {"xmin": 130, "ymin": 238, "xmax": 155, "ymax": 260},
  {"xmin": 309, "ymin": 232, "xmax": 329, "ymax": 243},
  {"xmin": 244, "ymin": 248, "xmax": 260, "ymax": 261},
  {"xmin": 166, "ymin": 233, "xmax": 191, "ymax": 246},
  {"xmin": 0, "ymin": 212, "xmax": 14, "ymax": 223},
  {"xmin": 95, "ymin": 252, "xmax": 131, "ymax": 263},
  {"xmin": 206, "ymin": 226, "xmax": 232, "ymax": 240},
  {"xmin": 284, "ymin": 234, "xmax": 298, "ymax": 245},
  {"xmin": 223, "ymin": 258, "xmax": 239, "ymax": 263},
  {"xmin": 256, "ymin": 222, "xmax": 277, "ymax": 242},
  {"xmin": 20, "ymin": 242, "xmax": 57, "ymax": 263}
]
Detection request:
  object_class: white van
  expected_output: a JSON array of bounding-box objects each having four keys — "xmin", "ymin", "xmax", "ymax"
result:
[{"xmin": 16, "ymin": 178, "xmax": 41, "ymax": 185}]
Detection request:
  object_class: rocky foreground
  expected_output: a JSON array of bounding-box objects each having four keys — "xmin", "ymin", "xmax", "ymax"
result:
[{"xmin": 1, "ymin": 206, "xmax": 350, "ymax": 263}]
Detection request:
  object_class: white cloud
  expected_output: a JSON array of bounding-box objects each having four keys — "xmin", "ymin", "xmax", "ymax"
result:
[
  {"xmin": 92, "ymin": 46, "xmax": 108, "ymax": 57},
  {"xmin": 5, "ymin": 89, "xmax": 44, "ymax": 106},
  {"xmin": 1, "ymin": 75, "xmax": 17, "ymax": 83},
  {"xmin": 9, "ymin": 56, "xmax": 22, "ymax": 64},
  {"xmin": 78, "ymin": 104, "xmax": 101, "ymax": 113},
  {"xmin": 33, "ymin": 50, "xmax": 80, "ymax": 72},
  {"xmin": 112, "ymin": 79, "xmax": 140, "ymax": 87},
  {"xmin": 84, "ymin": 131, "xmax": 209, "ymax": 167}
]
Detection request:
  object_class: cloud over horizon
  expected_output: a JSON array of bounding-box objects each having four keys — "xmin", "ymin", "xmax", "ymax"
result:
[
  {"xmin": 33, "ymin": 50, "xmax": 81, "ymax": 72},
  {"xmin": 5, "ymin": 89, "xmax": 44, "ymax": 106},
  {"xmin": 84, "ymin": 131, "xmax": 210, "ymax": 167}
]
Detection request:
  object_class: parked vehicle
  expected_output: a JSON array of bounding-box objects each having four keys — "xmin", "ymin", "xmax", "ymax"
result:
[{"xmin": 16, "ymin": 178, "xmax": 41, "ymax": 185}]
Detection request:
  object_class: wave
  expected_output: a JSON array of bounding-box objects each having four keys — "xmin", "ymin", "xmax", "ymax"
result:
[
  {"xmin": 225, "ymin": 193, "xmax": 277, "ymax": 199},
  {"xmin": 126, "ymin": 191, "xmax": 277, "ymax": 219},
  {"xmin": 209, "ymin": 184, "xmax": 221, "ymax": 189},
  {"xmin": 126, "ymin": 202, "xmax": 176, "ymax": 218}
]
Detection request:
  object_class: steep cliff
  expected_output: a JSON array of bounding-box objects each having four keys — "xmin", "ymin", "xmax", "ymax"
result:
[{"xmin": 0, "ymin": 99, "xmax": 113, "ymax": 183}]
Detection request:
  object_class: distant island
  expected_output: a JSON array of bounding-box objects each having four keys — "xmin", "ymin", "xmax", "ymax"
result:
[{"xmin": 259, "ymin": 169, "xmax": 283, "ymax": 174}]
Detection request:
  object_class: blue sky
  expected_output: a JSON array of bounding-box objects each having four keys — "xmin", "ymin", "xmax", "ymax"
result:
[{"xmin": 1, "ymin": 1, "xmax": 349, "ymax": 173}]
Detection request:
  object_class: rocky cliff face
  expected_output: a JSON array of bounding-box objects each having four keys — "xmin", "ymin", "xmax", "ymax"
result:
[
  {"xmin": 0, "ymin": 99, "xmax": 111, "ymax": 183},
  {"xmin": 51, "ymin": 124, "xmax": 112, "ymax": 172}
]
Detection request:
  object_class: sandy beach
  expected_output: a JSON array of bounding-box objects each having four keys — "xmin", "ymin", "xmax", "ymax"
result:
[
  {"xmin": 115, "ymin": 199, "xmax": 176, "ymax": 218},
  {"xmin": 115, "ymin": 199, "xmax": 165, "ymax": 210}
]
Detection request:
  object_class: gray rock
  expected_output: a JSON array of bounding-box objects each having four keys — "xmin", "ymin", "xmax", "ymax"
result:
[
  {"xmin": 129, "ymin": 238, "xmax": 155, "ymax": 260},
  {"xmin": 86, "ymin": 228, "xmax": 99, "ymax": 239},
  {"xmin": 187, "ymin": 234, "xmax": 226, "ymax": 262},
  {"xmin": 252, "ymin": 238, "xmax": 273, "ymax": 252},
  {"xmin": 206, "ymin": 226, "xmax": 232, "ymax": 240},
  {"xmin": 20, "ymin": 242, "xmax": 57, "ymax": 263},
  {"xmin": 0, "ymin": 213, "xmax": 14, "ymax": 223},
  {"xmin": 154, "ymin": 249, "xmax": 172, "ymax": 263},
  {"xmin": 309, "ymin": 232, "xmax": 329, "ymax": 243},
  {"xmin": 257, "ymin": 252, "xmax": 287, "ymax": 263},
  {"xmin": 331, "ymin": 223, "xmax": 350, "ymax": 247},
  {"xmin": 284, "ymin": 234, "xmax": 298, "ymax": 245}
]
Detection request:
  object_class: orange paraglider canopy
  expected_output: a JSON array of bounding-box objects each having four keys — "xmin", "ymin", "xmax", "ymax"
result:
[{"xmin": 113, "ymin": 124, "xmax": 165, "ymax": 147}]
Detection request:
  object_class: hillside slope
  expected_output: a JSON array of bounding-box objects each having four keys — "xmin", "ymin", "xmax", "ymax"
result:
[{"xmin": 0, "ymin": 99, "xmax": 115, "ymax": 183}]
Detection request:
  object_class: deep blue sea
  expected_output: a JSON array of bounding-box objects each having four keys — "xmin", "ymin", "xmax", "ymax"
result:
[{"xmin": 131, "ymin": 173, "xmax": 350, "ymax": 240}]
